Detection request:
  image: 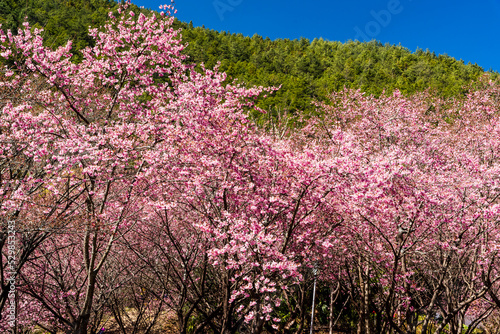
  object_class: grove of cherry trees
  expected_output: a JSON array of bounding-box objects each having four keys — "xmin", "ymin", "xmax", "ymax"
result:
[{"xmin": 1, "ymin": 2, "xmax": 500, "ymax": 334}]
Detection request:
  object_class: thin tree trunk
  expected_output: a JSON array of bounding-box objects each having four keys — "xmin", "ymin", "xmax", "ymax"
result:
[
  {"xmin": 74, "ymin": 270, "xmax": 97, "ymax": 334},
  {"xmin": 364, "ymin": 274, "xmax": 370, "ymax": 334},
  {"xmin": 329, "ymin": 283, "xmax": 340, "ymax": 334},
  {"xmin": 357, "ymin": 258, "xmax": 364, "ymax": 334},
  {"xmin": 221, "ymin": 273, "xmax": 231, "ymax": 334}
]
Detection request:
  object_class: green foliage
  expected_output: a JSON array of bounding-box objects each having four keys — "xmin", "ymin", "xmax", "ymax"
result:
[
  {"xmin": 1, "ymin": 0, "xmax": 498, "ymax": 118},
  {"xmin": 0, "ymin": 0, "xmax": 120, "ymax": 60},
  {"xmin": 174, "ymin": 22, "xmax": 498, "ymax": 118}
]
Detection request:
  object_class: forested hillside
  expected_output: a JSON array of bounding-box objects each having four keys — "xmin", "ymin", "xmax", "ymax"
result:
[
  {"xmin": 0, "ymin": 0, "xmax": 115, "ymax": 53},
  {"xmin": 179, "ymin": 25, "xmax": 495, "ymax": 113},
  {"xmin": 1, "ymin": 0, "xmax": 497, "ymax": 116}
]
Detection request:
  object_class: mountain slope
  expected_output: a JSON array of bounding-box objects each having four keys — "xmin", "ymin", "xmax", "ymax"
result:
[{"xmin": 1, "ymin": 0, "xmax": 497, "ymax": 116}]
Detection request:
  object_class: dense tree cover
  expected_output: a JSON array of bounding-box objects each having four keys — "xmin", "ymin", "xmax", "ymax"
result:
[
  {"xmin": 1, "ymin": 0, "xmax": 498, "ymax": 118},
  {"xmin": 178, "ymin": 26, "xmax": 497, "ymax": 115},
  {"xmin": 0, "ymin": 0, "xmax": 117, "ymax": 54}
]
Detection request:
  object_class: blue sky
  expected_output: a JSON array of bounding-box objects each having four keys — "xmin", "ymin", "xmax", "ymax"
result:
[{"xmin": 131, "ymin": 0, "xmax": 500, "ymax": 72}]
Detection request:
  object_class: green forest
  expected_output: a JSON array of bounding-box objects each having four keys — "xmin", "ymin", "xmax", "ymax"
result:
[{"xmin": 1, "ymin": 0, "xmax": 498, "ymax": 119}]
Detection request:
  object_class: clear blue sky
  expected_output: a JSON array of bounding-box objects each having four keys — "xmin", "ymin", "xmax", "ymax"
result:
[{"xmin": 131, "ymin": 0, "xmax": 500, "ymax": 72}]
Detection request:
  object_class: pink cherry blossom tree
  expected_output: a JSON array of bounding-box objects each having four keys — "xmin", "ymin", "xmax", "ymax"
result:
[
  {"xmin": 305, "ymin": 82, "xmax": 500, "ymax": 334},
  {"xmin": 0, "ymin": 2, "xmax": 191, "ymax": 332}
]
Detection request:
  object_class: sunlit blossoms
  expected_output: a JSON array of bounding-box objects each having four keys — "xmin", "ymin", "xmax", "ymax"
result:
[{"xmin": 1, "ymin": 1, "xmax": 500, "ymax": 334}]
